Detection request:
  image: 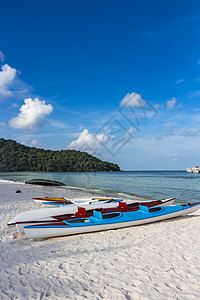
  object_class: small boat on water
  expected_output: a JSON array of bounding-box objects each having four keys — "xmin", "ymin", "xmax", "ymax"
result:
[
  {"xmin": 24, "ymin": 202, "xmax": 200, "ymax": 239},
  {"xmin": 15, "ymin": 198, "xmax": 175, "ymax": 233},
  {"xmin": 187, "ymin": 166, "xmax": 200, "ymax": 174},
  {"xmin": 8, "ymin": 198, "xmax": 175, "ymax": 232}
]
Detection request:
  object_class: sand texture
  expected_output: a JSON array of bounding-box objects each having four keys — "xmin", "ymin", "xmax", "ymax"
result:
[{"xmin": 0, "ymin": 180, "xmax": 200, "ymax": 300}]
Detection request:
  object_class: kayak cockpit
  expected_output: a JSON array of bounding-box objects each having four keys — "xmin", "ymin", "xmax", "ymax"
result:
[
  {"xmin": 102, "ymin": 212, "xmax": 122, "ymax": 219},
  {"xmin": 63, "ymin": 211, "xmax": 123, "ymax": 225},
  {"xmin": 148, "ymin": 206, "xmax": 163, "ymax": 213}
]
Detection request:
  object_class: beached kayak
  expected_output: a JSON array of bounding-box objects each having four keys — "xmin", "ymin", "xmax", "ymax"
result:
[
  {"xmin": 15, "ymin": 198, "xmax": 175, "ymax": 233},
  {"xmin": 33, "ymin": 197, "xmax": 122, "ymax": 205},
  {"xmin": 8, "ymin": 198, "xmax": 175, "ymax": 230},
  {"xmin": 24, "ymin": 202, "xmax": 200, "ymax": 239},
  {"xmin": 33, "ymin": 197, "xmax": 125, "ymax": 207},
  {"xmin": 33, "ymin": 197, "xmax": 74, "ymax": 204},
  {"xmin": 8, "ymin": 198, "xmax": 122, "ymax": 227}
]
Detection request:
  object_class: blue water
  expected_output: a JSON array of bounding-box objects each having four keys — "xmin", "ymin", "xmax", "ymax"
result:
[{"xmin": 0, "ymin": 171, "xmax": 199, "ymax": 203}]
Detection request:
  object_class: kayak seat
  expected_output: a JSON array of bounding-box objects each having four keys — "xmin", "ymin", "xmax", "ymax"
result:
[
  {"xmin": 118, "ymin": 202, "xmax": 127, "ymax": 209},
  {"xmin": 139, "ymin": 205, "xmax": 149, "ymax": 213},
  {"xmin": 76, "ymin": 207, "xmax": 87, "ymax": 217},
  {"xmin": 93, "ymin": 210, "xmax": 103, "ymax": 219},
  {"xmin": 90, "ymin": 210, "xmax": 103, "ymax": 222}
]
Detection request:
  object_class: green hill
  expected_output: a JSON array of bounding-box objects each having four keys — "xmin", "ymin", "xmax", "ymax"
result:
[{"xmin": 0, "ymin": 138, "xmax": 120, "ymax": 172}]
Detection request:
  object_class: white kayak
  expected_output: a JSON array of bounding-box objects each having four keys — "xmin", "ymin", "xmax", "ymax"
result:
[
  {"xmin": 9, "ymin": 198, "xmax": 175, "ymax": 233},
  {"xmin": 23, "ymin": 202, "xmax": 200, "ymax": 240},
  {"xmin": 33, "ymin": 197, "xmax": 121, "ymax": 206},
  {"xmin": 9, "ymin": 198, "xmax": 123, "ymax": 226}
]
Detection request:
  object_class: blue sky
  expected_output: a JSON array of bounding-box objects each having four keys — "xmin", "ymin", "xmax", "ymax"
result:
[{"xmin": 1, "ymin": 0, "xmax": 200, "ymax": 170}]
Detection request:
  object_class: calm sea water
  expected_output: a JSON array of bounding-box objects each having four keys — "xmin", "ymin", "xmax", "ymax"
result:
[{"xmin": 0, "ymin": 171, "xmax": 199, "ymax": 203}]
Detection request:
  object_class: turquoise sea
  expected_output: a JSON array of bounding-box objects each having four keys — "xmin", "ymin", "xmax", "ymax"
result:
[{"xmin": 0, "ymin": 171, "xmax": 200, "ymax": 204}]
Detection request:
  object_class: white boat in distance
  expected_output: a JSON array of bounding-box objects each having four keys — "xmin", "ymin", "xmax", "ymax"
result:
[{"xmin": 187, "ymin": 166, "xmax": 200, "ymax": 173}]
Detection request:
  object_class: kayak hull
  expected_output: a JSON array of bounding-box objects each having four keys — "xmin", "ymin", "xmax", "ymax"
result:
[
  {"xmin": 14, "ymin": 198, "xmax": 175, "ymax": 233},
  {"xmin": 24, "ymin": 202, "xmax": 200, "ymax": 239}
]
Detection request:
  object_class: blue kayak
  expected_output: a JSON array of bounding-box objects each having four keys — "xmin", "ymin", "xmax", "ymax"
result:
[{"xmin": 24, "ymin": 202, "xmax": 200, "ymax": 239}]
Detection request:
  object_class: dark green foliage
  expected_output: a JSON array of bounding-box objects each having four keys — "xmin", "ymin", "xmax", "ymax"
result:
[{"xmin": 0, "ymin": 138, "xmax": 120, "ymax": 172}]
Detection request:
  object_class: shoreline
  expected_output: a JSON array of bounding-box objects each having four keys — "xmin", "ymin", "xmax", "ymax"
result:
[
  {"xmin": 0, "ymin": 178, "xmax": 148, "ymax": 202},
  {"xmin": 0, "ymin": 170, "xmax": 194, "ymax": 204}
]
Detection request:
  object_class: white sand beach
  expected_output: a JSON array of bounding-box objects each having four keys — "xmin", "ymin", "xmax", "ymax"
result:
[{"xmin": 0, "ymin": 179, "xmax": 200, "ymax": 300}]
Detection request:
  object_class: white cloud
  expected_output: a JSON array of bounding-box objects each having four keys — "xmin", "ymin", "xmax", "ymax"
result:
[
  {"xmin": 20, "ymin": 139, "xmax": 38, "ymax": 147},
  {"xmin": 0, "ymin": 51, "xmax": 4, "ymax": 62},
  {"xmin": 126, "ymin": 127, "xmax": 136, "ymax": 136},
  {"xmin": 120, "ymin": 92, "xmax": 146, "ymax": 108},
  {"xmin": 68, "ymin": 129, "xmax": 108, "ymax": 154},
  {"xmin": 164, "ymin": 153, "xmax": 180, "ymax": 161},
  {"xmin": 29, "ymin": 139, "xmax": 38, "ymax": 146},
  {"xmin": 187, "ymin": 90, "xmax": 200, "ymax": 99},
  {"xmin": 179, "ymin": 128, "xmax": 200, "ymax": 137},
  {"xmin": 0, "ymin": 64, "xmax": 17, "ymax": 96},
  {"xmin": 176, "ymin": 78, "xmax": 184, "ymax": 84},
  {"xmin": 0, "ymin": 62, "xmax": 33, "ymax": 100},
  {"xmin": 9, "ymin": 98, "xmax": 53, "ymax": 131},
  {"xmin": 154, "ymin": 104, "xmax": 160, "ymax": 109},
  {"xmin": 167, "ymin": 97, "xmax": 176, "ymax": 109},
  {"xmin": 11, "ymin": 103, "xmax": 19, "ymax": 108},
  {"xmin": 49, "ymin": 120, "xmax": 68, "ymax": 128},
  {"xmin": 0, "ymin": 121, "xmax": 6, "ymax": 127}
]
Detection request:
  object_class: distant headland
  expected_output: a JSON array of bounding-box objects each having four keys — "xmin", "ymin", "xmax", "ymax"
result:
[{"xmin": 0, "ymin": 138, "xmax": 120, "ymax": 172}]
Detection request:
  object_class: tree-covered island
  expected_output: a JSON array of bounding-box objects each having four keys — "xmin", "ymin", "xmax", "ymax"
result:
[{"xmin": 0, "ymin": 138, "xmax": 120, "ymax": 172}]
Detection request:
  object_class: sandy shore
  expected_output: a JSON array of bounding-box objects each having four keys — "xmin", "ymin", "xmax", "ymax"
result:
[{"xmin": 0, "ymin": 179, "xmax": 200, "ymax": 300}]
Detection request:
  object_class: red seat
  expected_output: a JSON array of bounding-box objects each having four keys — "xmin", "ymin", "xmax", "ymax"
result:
[
  {"xmin": 76, "ymin": 207, "xmax": 87, "ymax": 217},
  {"xmin": 118, "ymin": 201, "xmax": 127, "ymax": 209}
]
